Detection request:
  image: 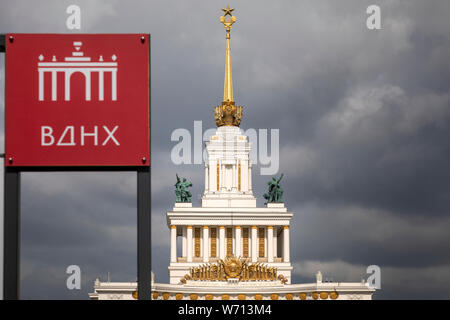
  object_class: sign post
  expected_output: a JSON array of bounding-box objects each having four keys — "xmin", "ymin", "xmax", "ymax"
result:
[{"xmin": 1, "ymin": 34, "xmax": 151, "ymax": 299}]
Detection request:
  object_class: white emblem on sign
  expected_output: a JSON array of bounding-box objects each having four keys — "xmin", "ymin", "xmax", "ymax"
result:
[{"xmin": 37, "ymin": 41, "xmax": 118, "ymax": 101}]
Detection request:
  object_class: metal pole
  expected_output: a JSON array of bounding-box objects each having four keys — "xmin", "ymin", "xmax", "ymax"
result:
[
  {"xmin": 1, "ymin": 35, "xmax": 5, "ymax": 300},
  {"xmin": 1, "ymin": 34, "xmax": 21, "ymax": 300},
  {"xmin": 0, "ymin": 34, "xmax": 5, "ymax": 52},
  {"xmin": 3, "ymin": 168, "xmax": 20, "ymax": 300},
  {"xmin": 137, "ymin": 33, "xmax": 151, "ymax": 300},
  {"xmin": 137, "ymin": 167, "xmax": 151, "ymax": 300}
]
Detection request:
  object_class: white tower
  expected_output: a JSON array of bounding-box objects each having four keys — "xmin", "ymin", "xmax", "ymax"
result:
[{"xmin": 166, "ymin": 5, "xmax": 293, "ymax": 284}]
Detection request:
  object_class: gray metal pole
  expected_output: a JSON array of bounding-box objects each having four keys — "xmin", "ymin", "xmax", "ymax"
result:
[
  {"xmin": 136, "ymin": 34, "xmax": 151, "ymax": 300},
  {"xmin": 3, "ymin": 168, "xmax": 20, "ymax": 300},
  {"xmin": 137, "ymin": 167, "xmax": 151, "ymax": 300}
]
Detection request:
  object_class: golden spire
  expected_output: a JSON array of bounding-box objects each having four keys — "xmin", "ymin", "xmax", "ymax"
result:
[
  {"xmin": 221, "ymin": 5, "xmax": 235, "ymax": 102},
  {"xmin": 215, "ymin": 6, "xmax": 243, "ymax": 127}
]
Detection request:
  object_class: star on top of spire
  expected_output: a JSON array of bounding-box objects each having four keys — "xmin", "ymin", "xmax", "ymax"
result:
[
  {"xmin": 222, "ymin": 5, "xmax": 234, "ymax": 16},
  {"xmin": 220, "ymin": 5, "xmax": 236, "ymax": 31}
]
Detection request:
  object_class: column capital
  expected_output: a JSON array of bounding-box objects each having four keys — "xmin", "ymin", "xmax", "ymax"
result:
[
  {"xmin": 187, "ymin": 225, "xmax": 193, "ymax": 229},
  {"xmin": 219, "ymin": 226, "xmax": 225, "ymax": 229},
  {"xmin": 235, "ymin": 226, "xmax": 241, "ymax": 229},
  {"xmin": 283, "ymin": 225, "xmax": 289, "ymax": 229},
  {"xmin": 170, "ymin": 225, "xmax": 177, "ymax": 229},
  {"xmin": 203, "ymin": 226, "xmax": 209, "ymax": 229},
  {"xmin": 267, "ymin": 226, "xmax": 273, "ymax": 229},
  {"xmin": 251, "ymin": 226, "xmax": 257, "ymax": 229}
]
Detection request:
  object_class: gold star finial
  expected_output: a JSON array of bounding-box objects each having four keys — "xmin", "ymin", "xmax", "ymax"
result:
[
  {"xmin": 220, "ymin": 5, "xmax": 236, "ymax": 31},
  {"xmin": 222, "ymin": 5, "xmax": 234, "ymax": 16}
]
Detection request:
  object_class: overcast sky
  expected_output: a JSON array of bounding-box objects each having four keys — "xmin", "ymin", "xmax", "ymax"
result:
[{"xmin": 1, "ymin": 0, "xmax": 450, "ymax": 299}]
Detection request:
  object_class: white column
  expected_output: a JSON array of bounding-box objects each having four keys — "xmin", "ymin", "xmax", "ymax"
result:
[
  {"xmin": 51, "ymin": 70, "xmax": 57, "ymax": 101},
  {"xmin": 203, "ymin": 226, "xmax": 209, "ymax": 262},
  {"xmin": 182, "ymin": 226, "xmax": 187, "ymax": 257},
  {"xmin": 38, "ymin": 69, "xmax": 44, "ymax": 101},
  {"xmin": 235, "ymin": 226, "xmax": 241, "ymax": 257},
  {"xmin": 220, "ymin": 164, "xmax": 224, "ymax": 191},
  {"xmin": 170, "ymin": 225, "xmax": 177, "ymax": 263},
  {"xmin": 232, "ymin": 161, "xmax": 237, "ymax": 190},
  {"xmin": 219, "ymin": 226, "xmax": 225, "ymax": 259},
  {"xmin": 242, "ymin": 160, "xmax": 248, "ymax": 192},
  {"xmin": 283, "ymin": 226, "xmax": 290, "ymax": 263},
  {"xmin": 251, "ymin": 226, "xmax": 257, "ymax": 263},
  {"xmin": 211, "ymin": 160, "xmax": 217, "ymax": 192},
  {"xmin": 187, "ymin": 226, "xmax": 193, "ymax": 262},
  {"xmin": 273, "ymin": 228, "xmax": 277, "ymax": 258},
  {"xmin": 111, "ymin": 69, "xmax": 117, "ymax": 101},
  {"xmin": 98, "ymin": 70, "xmax": 104, "ymax": 101},
  {"xmin": 204, "ymin": 165, "xmax": 209, "ymax": 193},
  {"xmin": 248, "ymin": 163, "xmax": 253, "ymax": 192},
  {"xmin": 267, "ymin": 226, "xmax": 274, "ymax": 263}
]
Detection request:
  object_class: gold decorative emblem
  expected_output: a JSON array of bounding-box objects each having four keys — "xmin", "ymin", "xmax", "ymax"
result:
[
  {"xmin": 180, "ymin": 256, "xmax": 280, "ymax": 283},
  {"xmin": 222, "ymin": 294, "xmax": 230, "ymax": 300},
  {"xmin": 152, "ymin": 291, "xmax": 159, "ymax": 300},
  {"xmin": 238, "ymin": 294, "xmax": 246, "ymax": 300},
  {"xmin": 299, "ymin": 292, "xmax": 307, "ymax": 300},
  {"xmin": 286, "ymin": 293, "xmax": 293, "ymax": 300},
  {"xmin": 215, "ymin": 102, "xmax": 243, "ymax": 127},
  {"xmin": 223, "ymin": 256, "xmax": 242, "ymax": 279},
  {"xmin": 132, "ymin": 290, "xmax": 138, "ymax": 300},
  {"xmin": 255, "ymin": 294, "xmax": 263, "ymax": 300},
  {"xmin": 176, "ymin": 293, "xmax": 183, "ymax": 300},
  {"xmin": 320, "ymin": 291, "xmax": 329, "ymax": 300}
]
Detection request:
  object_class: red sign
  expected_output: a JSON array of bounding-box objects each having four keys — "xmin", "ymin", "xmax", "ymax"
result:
[{"xmin": 5, "ymin": 34, "xmax": 150, "ymax": 167}]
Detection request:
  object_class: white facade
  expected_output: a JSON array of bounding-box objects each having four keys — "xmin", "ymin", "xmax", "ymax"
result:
[
  {"xmin": 201, "ymin": 126, "xmax": 256, "ymax": 208},
  {"xmin": 89, "ymin": 122, "xmax": 376, "ymax": 300},
  {"xmin": 89, "ymin": 271, "xmax": 375, "ymax": 300}
]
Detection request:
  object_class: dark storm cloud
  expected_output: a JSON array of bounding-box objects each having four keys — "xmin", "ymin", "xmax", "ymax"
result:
[
  {"xmin": 19, "ymin": 172, "xmax": 137, "ymax": 299},
  {"xmin": 1, "ymin": 0, "xmax": 450, "ymax": 299}
]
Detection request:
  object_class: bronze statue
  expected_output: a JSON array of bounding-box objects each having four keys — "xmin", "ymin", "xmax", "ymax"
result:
[
  {"xmin": 263, "ymin": 174, "xmax": 284, "ymax": 204},
  {"xmin": 175, "ymin": 174, "xmax": 192, "ymax": 202}
]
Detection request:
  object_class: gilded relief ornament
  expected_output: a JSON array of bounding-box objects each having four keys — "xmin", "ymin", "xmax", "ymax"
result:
[
  {"xmin": 180, "ymin": 256, "xmax": 280, "ymax": 283},
  {"xmin": 223, "ymin": 257, "xmax": 243, "ymax": 279}
]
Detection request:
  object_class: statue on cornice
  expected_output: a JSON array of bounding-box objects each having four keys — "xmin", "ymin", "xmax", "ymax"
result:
[
  {"xmin": 264, "ymin": 174, "xmax": 284, "ymax": 204},
  {"xmin": 175, "ymin": 174, "xmax": 192, "ymax": 203}
]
